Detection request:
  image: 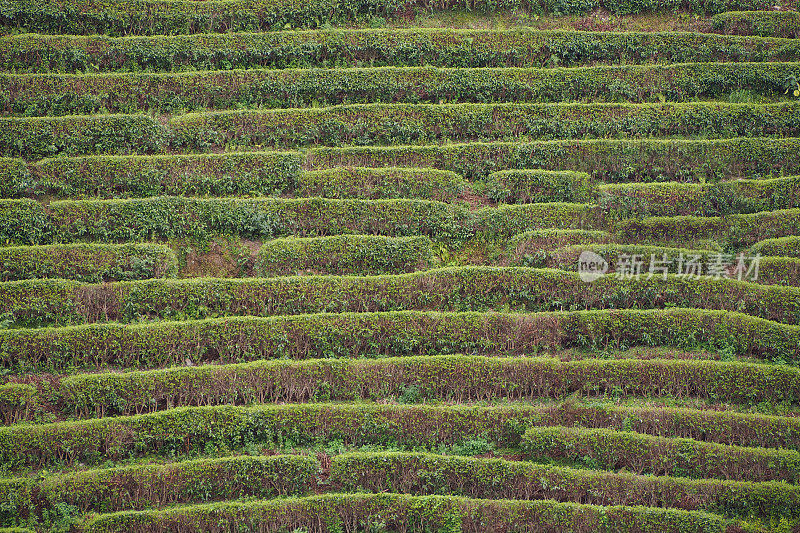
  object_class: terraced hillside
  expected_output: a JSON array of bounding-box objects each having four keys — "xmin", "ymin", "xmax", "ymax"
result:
[{"xmin": 2, "ymin": 0, "xmax": 800, "ymax": 531}]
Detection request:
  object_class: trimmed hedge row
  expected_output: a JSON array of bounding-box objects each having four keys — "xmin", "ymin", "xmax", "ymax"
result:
[
  {"xmin": 522, "ymin": 426, "xmax": 800, "ymax": 483},
  {"xmin": 711, "ymin": 10, "xmax": 800, "ymax": 38},
  {"xmin": 615, "ymin": 208, "xmax": 800, "ymax": 247},
  {"xmin": 3, "ymin": 30, "xmax": 800, "ymax": 73},
  {"xmin": 306, "ymin": 137, "xmax": 800, "ymax": 181},
  {"xmin": 1, "ymin": 266, "xmax": 799, "ymax": 328},
  {"xmin": 484, "ymin": 169, "xmax": 594, "ymax": 204},
  {"xmin": 5, "ymin": 62, "xmax": 800, "ymax": 116},
  {"xmin": 507, "ymin": 229, "xmax": 616, "ymax": 264},
  {"xmin": 533, "ymin": 244, "xmax": 724, "ymax": 272},
  {"xmin": 0, "ymin": 308, "xmax": 797, "ymax": 373},
  {"xmin": 0, "ymin": 454, "xmax": 317, "ymax": 522},
  {"xmin": 0, "ymin": 0, "xmax": 779, "ymax": 36},
  {"xmin": 0, "ymin": 197, "xmax": 602, "ymax": 245},
  {"xmin": 756, "ymin": 256, "xmax": 800, "ymax": 286},
  {"xmin": 8, "ymin": 138, "xmax": 800, "ymax": 198},
  {"xmin": 296, "ymin": 167, "xmax": 468, "ymax": 202},
  {"xmin": 540, "ymin": 246, "xmax": 800, "ymax": 287},
  {"xmin": 254, "ymin": 235, "xmax": 435, "ymax": 276},
  {"xmin": 1, "ymin": 402, "xmax": 799, "ymax": 470},
  {"xmin": 750, "ymin": 235, "xmax": 800, "ymax": 258},
  {"xmin": 5, "ymin": 158, "xmax": 462, "ymax": 201},
  {"xmin": 0, "ymin": 243, "xmax": 178, "ymax": 282},
  {"xmin": 26, "ymin": 151, "xmax": 303, "ymax": 199},
  {"xmin": 330, "ymin": 451, "xmax": 800, "ymax": 518},
  {"xmin": 170, "ymin": 102, "xmax": 800, "ymax": 150},
  {"xmin": 0, "ymin": 115, "xmax": 165, "ymax": 160},
  {"xmin": 598, "ymin": 175, "xmax": 800, "ymax": 217},
  {"xmin": 55, "ymin": 356, "xmax": 800, "ymax": 419},
  {"xmin": 80, "ymin": 493, "xmax": 744, "ymax": 533}
]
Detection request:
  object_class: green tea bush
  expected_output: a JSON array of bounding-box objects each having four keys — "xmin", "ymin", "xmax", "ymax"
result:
[
  {"xmin": 31, "ymin": 151, "xmax": 302, "ymax": 199},
  {"xmin": 255, "ymin": 235, "xmax": 436, "ymax": 276},
  {"xmin": 296, "ymin": 167, "xmax": 468, "ymax": 202},
  {"xmin": 170, "ymin": 102, "xmax": 800, "ymax": 150},
  {"xmin": 3, "ymin": 30, "xmax": 799, "ymax": 73},
  {"xmin": 306, "ymin": 137, "xmax": 800, "ymax": 181},
  {"xmin": 0, "ymin": 308, "xmax": 797, "ymax": 372},
  {"xmin": 331, "ymin": 451, "xmax": 800, "ymax": 517},
  {"xmin": 0, "ymin": 115, "xmax": 166, "ymax": 160},
  {"xmin": 0, "ymin": 243, "xmax": 178, "ymax": 282},
  {"xmin": 484, "ymin": 169, "xmax": 595, "ymax": 204},
  {"xmin": 522, "ymin": 426, "xmax": 800, "ymax": 483},
  {"xmin": 56, "ymin": 355, "xmax": 800, "ymax": 418}
]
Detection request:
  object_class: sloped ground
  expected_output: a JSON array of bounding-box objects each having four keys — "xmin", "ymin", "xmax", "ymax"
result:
[{"xmin": 1, "ymin": 1, "xmax": 800, "ymax": 531}]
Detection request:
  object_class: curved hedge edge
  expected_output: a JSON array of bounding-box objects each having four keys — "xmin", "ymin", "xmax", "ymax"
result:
[
  {"xmin": 330, "ymin": 451, "xmax": 800, "ymax": 518},
  {"xmin": 79, "ymin": 491, "xmax": 755, "ymax": 533},
  {"xmin": 0, "ymin": 454, "xmax": 317, "ymax": 521},
  {"xmin": 1, "ymin": 265, "xmax": 799, "ymax": 329},
  {"xmin": 521, "ymin": 425, "xmax": 800, "ymax": 483},
  {"xmin": 615, "ymin": 208, "xmax": 800, "ymax": 247},
  {"xmin": 52, "ymin": 355, "xmax": 800, "ymax": 420},
  {"xmin": 0, "ymin": 196, "xmax": 604, "ymax": 245},
  {"xmin": 2, "ymin": 401, "xmax": 800, "ymax": 470},
  {"xmin": 254, "ymin": 234, "xmax": 436, "ymax": 276},
  {"xmin": 0, "ymin": 243, "xmax": 178, "ymax": 282},
  {"xmin": 598, "ymin": 175, "xmax": 800, "ymax": 217},
  {"xmin": 0, "ymin": 307, "xmax": 798, "ymax": 373},
  {"xmin": 750, "ymin": 235, "xmax": 800, "ymax": 258}
]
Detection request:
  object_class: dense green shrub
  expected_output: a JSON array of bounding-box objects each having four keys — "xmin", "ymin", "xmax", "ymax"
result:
[
  {"xmin": 0, "ymin": 0, "xmax": 778, "ymax": 36},
  {"xmin": 0, "ymin": 384, "xmax": 37, "ymax": 425},
  {"xmin": 0, "ymin": 455, "xmax": 317, "ymax": 521},
  {"xmin": 615, "ymin": 208, "xmax": 800, "ymax": 247},
  {"xmin": 296, "ymin": 167, "xmax": 468, "ymax": 202},
  {"xmin": 757, "ymin": 256, "xmax": 800, "ymax": 286},
  {"xmin": 522, "ymin": 426, "xmax": 800, "ymax": 483},
  {"xmin": 330, "ymin": 451, "xmax": 800, "ymax": 518},
  {"xmin": 1, "ymin": 266, "xmax": 798, "ymax": 327},
  {"xmin": 0, "ymin": 308, "xmax": 797, "ymax": 373},
  {"xmin": 170, "ymin": 102, "xmax": 800, "ymax": 150},
  {"xmin": 598, "ymin": 175, "xmax": 800, "ymax": 217},
  {"xmin": 712, "ymin": 10, "xmax": 800, "ymax": 38},
  {"xmin": 80, "ymin": 493, "xmax": 743, "ymax": 533},
  {"xmin": 750, "ymin": 236, "xmax": 800, "ymax": 258},
  {"xmin": 31, "ymin": 151, "xmax": 302, "ymax": 199},
  {"xmin": 536, "ymin": 244, "xmax": 723, "ymax": 273},
  {"xmin": 56, "ymin": 355, "xmax": 800, "ymax": 418},
  {"xmin": 5, "ymin": 62, "xmax": 800, "ymax": 115},
  {"xmin": 0, "ymin": 115, "xmax": 166, "ymax": 160},
  {"xmin": 507, "ymin": 229, "xmax": 615, "ymax": 265},
  {"xmin": 3, "ymin": 30, "xmax": 800, "ymax": 73},
  {"xmin": 0, "ymin": 196, "xmax": 602, "ymax": 245},
  {"xmin": 484, "ymin": 169, "xmax": 595, "ymax": 204},
  {"xmin": 255, "ymin": 235, "xmax": 435, "ymax": 276},
  {"xmin": 0, "ymin": 159, "xmax": 30, "ymax": 198},
  {"xmin": 1, "ymin": 401, "xmax": 799, "ymax": 470},
  {"xmin": 0, "ymin": 243, "xmax": 177, "ymax": 282},
  {"xmin": 307, "ymin": 137, "xmax": 800, "ymax": 181}
]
